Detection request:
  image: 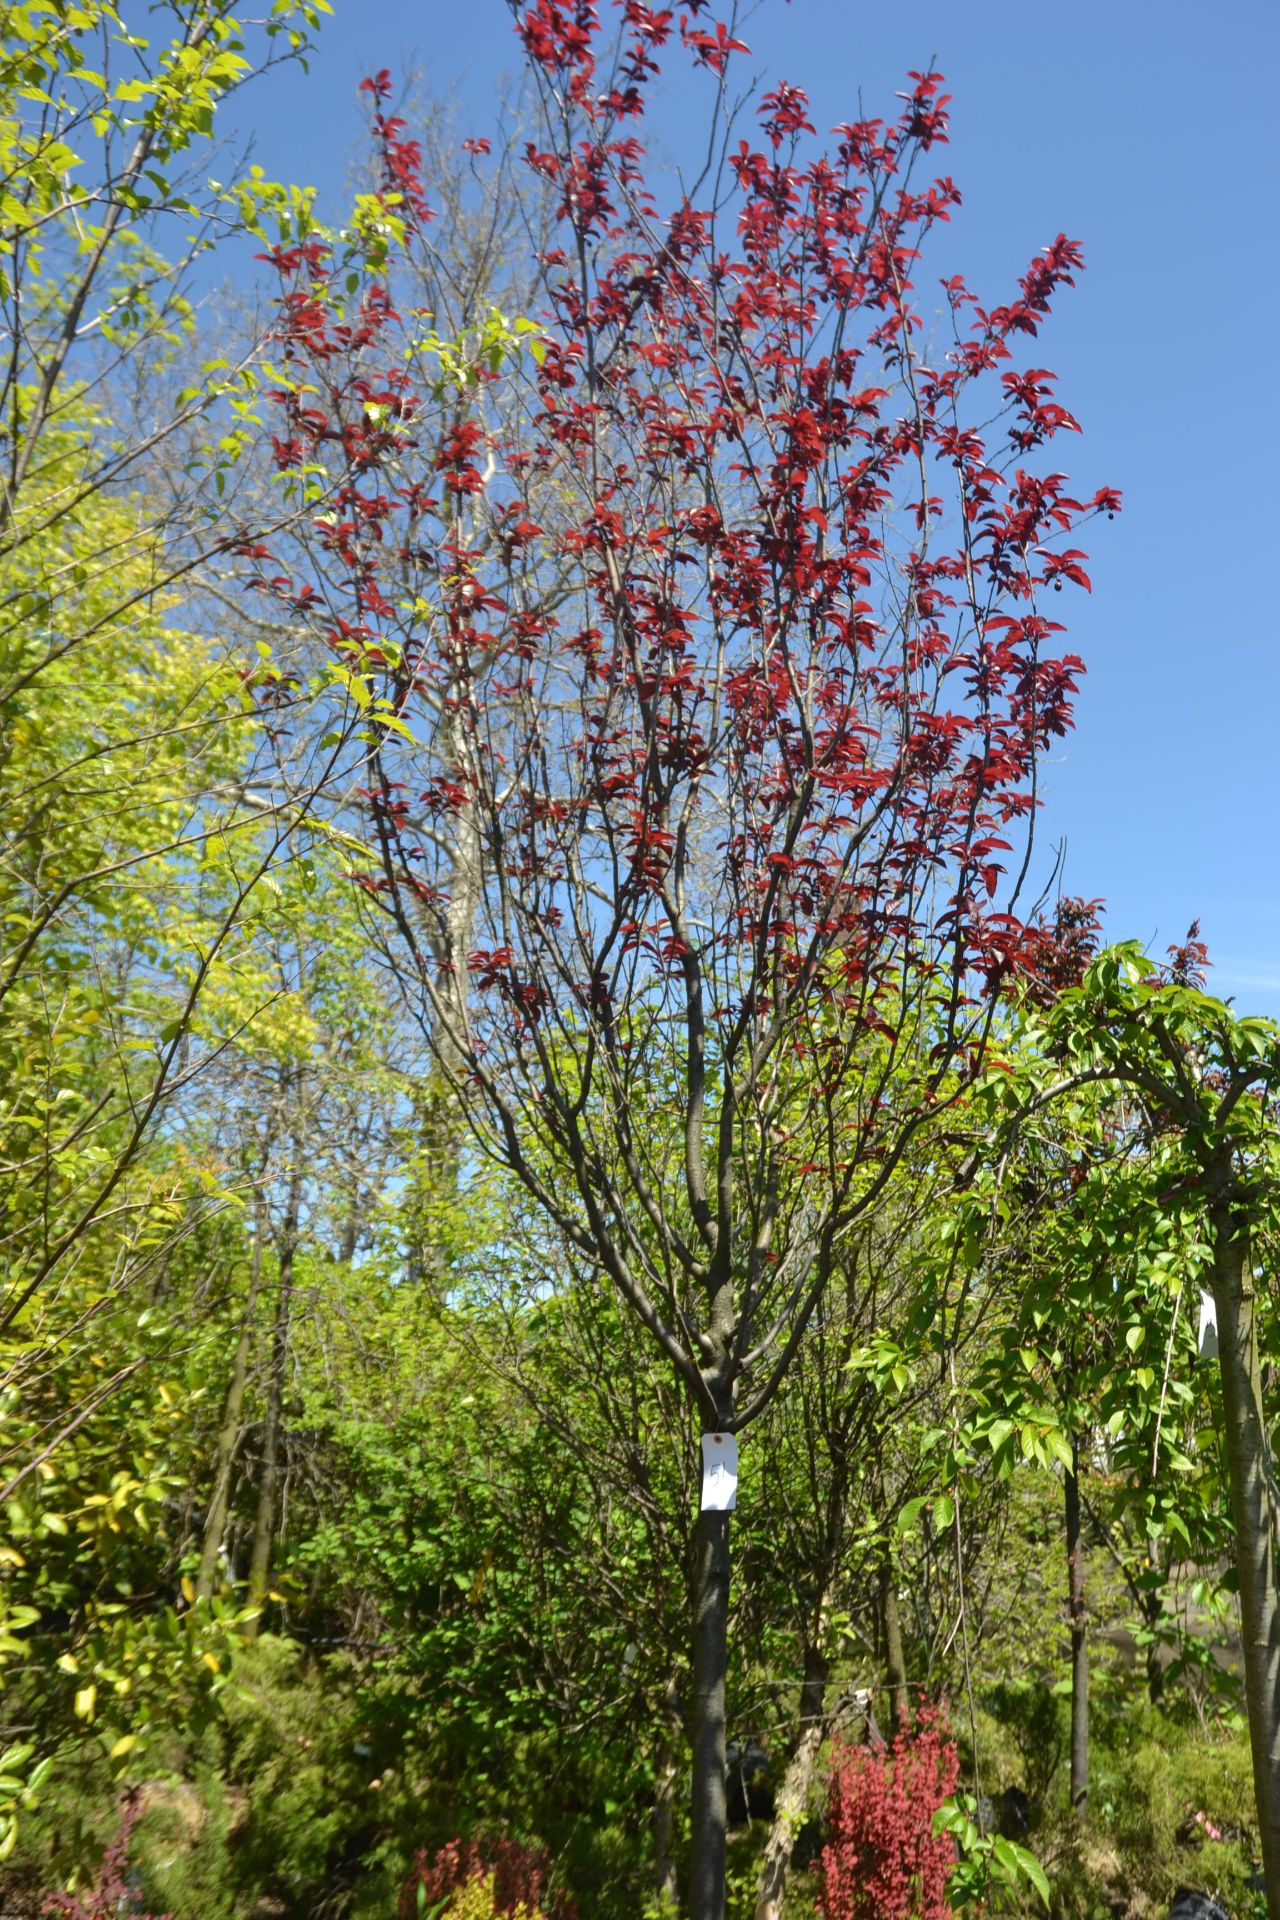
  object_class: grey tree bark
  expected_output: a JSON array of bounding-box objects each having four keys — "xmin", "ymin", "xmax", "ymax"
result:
[
  {"xmin": 1209, "ymin": 1197, "xmax": 1280, "ymax": 1916},
  {"xmin": 195, "ymin": 1201, "xmax": 265, "ymax": 1603},
  {"xmin": 752, "ymin": 1646, "xmax": 828, "ymax": 1920},
  {"xmin": 652, "ymin": 1675, "xmax": 682, "ymax": 1912},
  {"xmin": 245, "ymin": 1146, "xmax": 304, "ymax": 1636}
]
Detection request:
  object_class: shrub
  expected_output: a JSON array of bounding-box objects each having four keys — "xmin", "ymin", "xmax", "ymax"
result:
[
  {"xmin": 399, "ymin": 1837, "xmax": 575, "ymax": 1920},
  {"xmin": 1039, "ymin": 1701, "xmax": 1263, "ymax": 1919},
  {"xmin": 42, "ymin": 1792, "xmax": 173, "ymax": 1920},
  {"xmin": 819, "ymin": 1711, "xmax": 960, "ymax": 1920},
  {"xmin": 435, "ymin": 1872, "xmax": 545, "ymax": 1920}
]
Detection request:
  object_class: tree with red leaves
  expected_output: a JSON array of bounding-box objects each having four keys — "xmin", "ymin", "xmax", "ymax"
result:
[{"xmin": 246, "ymin": 7, "xmax": 1116, "ymax": 1913}]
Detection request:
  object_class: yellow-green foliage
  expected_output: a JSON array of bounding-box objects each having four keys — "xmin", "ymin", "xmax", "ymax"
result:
[
  {"xmin": 442, "ymin": 1873, "xmax": 547, "ymax": 1920},
  {"xmin": 0, "ymin": 416, "xmax": 393, "ymax": 1855},
  {"xmin": 1023, "ymin": 1705, "xmax": 1260, "ymax": 1920}
]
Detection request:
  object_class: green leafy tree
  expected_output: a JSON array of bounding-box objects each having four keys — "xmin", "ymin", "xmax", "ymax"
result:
[{"xmin": 988, "ymin": 941, "xmax": 1280, "ymax": 1907}]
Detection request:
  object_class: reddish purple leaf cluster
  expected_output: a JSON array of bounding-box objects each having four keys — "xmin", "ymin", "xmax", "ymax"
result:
[
  {"xmin": 398, "ymin": 1836, "xmax": 576, "ymax": 1919},
  {"xmin": 235, "ymin": 2, "xmax": 1122, "ymax": 1447},
  {"xmin": 41, "ymin": 1792, "xmax": 173, "ymax": 1920},
  {"xmin": 246, "ymin": 0, "xmax": 1117, "ymax": 1035}
]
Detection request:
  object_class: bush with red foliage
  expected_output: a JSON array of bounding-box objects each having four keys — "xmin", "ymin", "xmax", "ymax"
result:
[
  {"xmin": 820, "ymin": 1712, "xmax": 960, "ymax": 1920},
  {"xmin": 42, "ymin": 1791, "xmax": 173, "ymax": 1920},
  {"xmin": 398, "ymin": 1837, "xmax": 576, "ymax": 1919}
]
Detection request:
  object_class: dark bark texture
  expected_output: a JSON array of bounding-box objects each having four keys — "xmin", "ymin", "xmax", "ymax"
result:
[
  {"xmin": 880, "ymin": 1560, "xmax": 910, "ymax": 1734},
  {"xmin": 1065, "ymin": 1432, "xmax": 1089, "ymax": 1819},
  {"xmin": 689, "ymin": 1504, "xmax": 731, "ymax": 1920}
]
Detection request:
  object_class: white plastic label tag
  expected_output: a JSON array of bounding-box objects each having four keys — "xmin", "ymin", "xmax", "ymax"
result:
[
  {"xmin": 1197, "ymin": 1288, "xmax": 1219, "ymax": 1362},
  {"xmin": 700, "ymin": 1432, "xmax": 738, "ymax": 1512}
]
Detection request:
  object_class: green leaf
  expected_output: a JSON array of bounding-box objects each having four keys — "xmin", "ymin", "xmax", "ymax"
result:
[
  {"xmin": 1002, "ymin": 1838, "xmax": 1050, "ymax": 1905},
  {"xmin": 329, "ymin": 661, "xmax": 371, "ymax": 711},
  {"xmin": 896, "ymin": 1496, "xmax": 927, "ymax": 1537}
]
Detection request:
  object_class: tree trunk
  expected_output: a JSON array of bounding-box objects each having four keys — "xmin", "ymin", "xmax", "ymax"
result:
[
  {"xmin": 753, "ymin": 1644, "xmax": 828, "ymax": 1920},
  {"xmin": 1065, "ymin": 1432, "xmax": 1088, "ymax": 1818},
  {"xmin": 1210, "ymin": 1210, "xmax": 1280, "ymax": 1916},
  {"xmin": 689, "ymin": 1498, "xmax": 731, "ymax": 1920},
  {"xmin": 652, "ymin": 1675, "xmax": 682, "ymax": 1913},
  {"xmin": 245, "ymin": 1155, "xmax": 303, "ymax": 1636},
  {"xmin": 432, "ymin": 719, "xmax": 482, "ymax": 1115},
  {"xmin": 880, "ymin": 1559, "xmax": 910, "ymax": 1732},
  {"xmin": 1142, "ymin": 1586, "xmax": 1165, "ymax": 1706},
  {"xmin": 195, "ymin": 1206, "xmax": 265, "ymax": 1603}
]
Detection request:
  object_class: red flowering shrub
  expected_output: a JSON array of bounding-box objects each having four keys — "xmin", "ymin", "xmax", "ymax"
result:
[
  {"xmin": 398, "ymin": 1837, "xmax": 576, "ymax": 1919},
  {"xmin": 42, "ymin": 1791, "xmax": 173, "ymax": 1920},
  {"xmin": 820, "ymin": 1712, "xmax": 960, "ymax": 1920}
]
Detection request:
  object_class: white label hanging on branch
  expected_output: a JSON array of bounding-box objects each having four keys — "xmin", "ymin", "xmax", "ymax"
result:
[
  {"xmin": 700, "ymin": 1432, "xmax": 738, "ymax": 1512},
  {"xmin": 1197, "ymin": 1288, "xmax": 1219, "ymax": 1362}
]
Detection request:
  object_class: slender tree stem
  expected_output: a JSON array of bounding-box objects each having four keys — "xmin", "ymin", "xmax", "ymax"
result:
[
  {"xmin": 880, "ymin": 1559, "xmax": 910, "ymax": 1734},
  {"xmin": 753, "ymin": 1643, "xmax": 828, "ymax": 1920},
  {"xmin": 1065, "ymin": 1431, "xmax": 1089, "ymax": 1819},
  {"xmin": 1210, "ymin": 1210, "xmax": 1280, "ymax": 1916},
  {"xmin": 196, "ymin": 1202, "xmax": 266, "ymax": 1604}
]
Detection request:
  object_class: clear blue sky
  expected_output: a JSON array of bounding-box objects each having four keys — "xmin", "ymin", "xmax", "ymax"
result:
[{"xmin": 233, "ymin": 0, "xmax": 1280, "ymax": 1009}]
